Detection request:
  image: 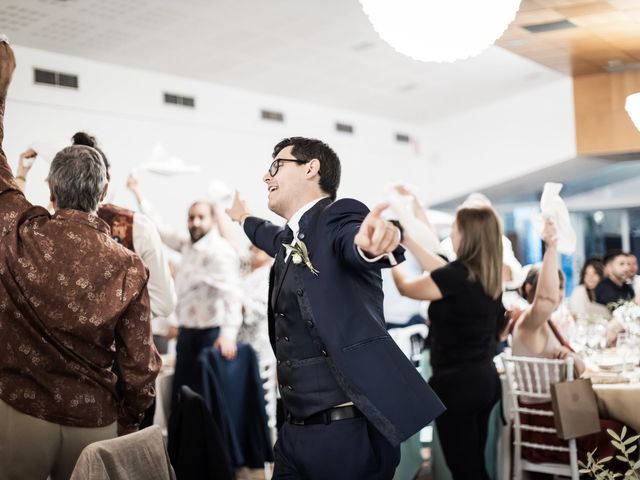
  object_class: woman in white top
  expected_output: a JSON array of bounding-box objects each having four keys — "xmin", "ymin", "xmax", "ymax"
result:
[{"xmin": 569, "ymin": 257, "xmax": 611, "ymax": 319}]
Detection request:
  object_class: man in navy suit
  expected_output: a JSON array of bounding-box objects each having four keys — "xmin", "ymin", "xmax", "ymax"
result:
[{"xmin": 227, "ymin": 137, "xmax": 444, "ymax": 479}]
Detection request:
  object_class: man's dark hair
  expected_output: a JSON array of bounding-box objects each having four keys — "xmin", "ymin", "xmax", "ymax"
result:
[
  {"xmin": 272, "ymin": 137, "xmax": 341, "ymax": 200},
  {"xmin": 72, "ymin": 131, "xmax": 110, "ymax": 176},
  {"xmin": 603, "ymin": 249, "xmax": 626, "ymax": 266}
]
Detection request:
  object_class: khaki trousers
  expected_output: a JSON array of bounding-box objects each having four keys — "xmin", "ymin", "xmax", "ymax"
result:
[{"xmin": 0, "ymin": 398, "xmax": 117, "ymax": 480}]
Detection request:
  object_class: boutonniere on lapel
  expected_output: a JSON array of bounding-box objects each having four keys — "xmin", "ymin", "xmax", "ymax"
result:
[{"xmin": 283, "ymin": 238, "xmax": 319, "ymax": 276}]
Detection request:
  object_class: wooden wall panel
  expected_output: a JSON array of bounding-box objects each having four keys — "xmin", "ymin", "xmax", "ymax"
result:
[{"xmin": 573, "ymin": 70, "xmax": 640, "ymax": 154}]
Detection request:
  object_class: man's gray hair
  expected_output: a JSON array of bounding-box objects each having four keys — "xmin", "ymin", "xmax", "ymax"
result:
[{"xmin": 48, "ymin": 145, "xmax": 107, "ymax": 213}]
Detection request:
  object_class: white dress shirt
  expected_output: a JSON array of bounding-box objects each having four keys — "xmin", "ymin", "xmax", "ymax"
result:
[
  {"xmin": 132, "ymin": 212, "xmax": 177, "ymax": 324},
  {"xmin": 139, "ymin": 199, "xmax": 243, "ymax": 340}
]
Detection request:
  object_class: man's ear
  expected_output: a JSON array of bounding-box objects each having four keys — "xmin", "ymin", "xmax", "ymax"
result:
[
  {"xmin": 48, "ymin": 180, "xmax": 57, "ymax": 209},
  {"xmin": 99, "ymin": 183, "xmax": 108, "ymax": 202},
  {"xmin": 306, "ymin": 159, "xmax": 321, "ymax": 178}
]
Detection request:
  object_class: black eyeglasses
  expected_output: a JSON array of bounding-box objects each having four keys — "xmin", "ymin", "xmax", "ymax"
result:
[{"xmin": 268, "ymin": 158, "xmax": 308, "ymax": 177}]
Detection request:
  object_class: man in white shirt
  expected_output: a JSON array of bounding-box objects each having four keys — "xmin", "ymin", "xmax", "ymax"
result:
[{"xmin": 127, "ymin": 176, "xmax": 242, "ymax": 406}]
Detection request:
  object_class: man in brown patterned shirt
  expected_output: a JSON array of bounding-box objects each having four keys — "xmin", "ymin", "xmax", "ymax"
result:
[{"xmin": 0, "ymin": 40, "xmax": 161, "ymax": 480}]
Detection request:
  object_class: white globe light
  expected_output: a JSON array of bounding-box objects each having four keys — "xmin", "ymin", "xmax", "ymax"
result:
[
  {"xmin": 359, "ymin": 0, "xmax": 522, "ymax": 63},
  {"xmin": 625, "ymin": 92, "xmax": 640, "ymax": 131}
]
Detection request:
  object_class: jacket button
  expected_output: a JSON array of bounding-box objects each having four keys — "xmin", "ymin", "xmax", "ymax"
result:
[
  {"xmin": 321, "ymin": 349, "xmax": 328, "ymax": 357},
  {"xmin": 286, "ymin": 360, "xmax": 292, "ymax": 367},
  {"xmin": 298, "ymin": 233, "xmax": 305, "ymax": 240},
  {"xmin": 284, "ymin": 336, "xmax": 290, "ymax": 342},
  {"xmin": 279, "ymin": 313, "xmax": 285, "ymax": 318},
  {"xmin": 276, "ymin": 336, "xmax": 280, "ymax": 341},
  {"xmin": 279, "ymin": 384, "xmax": 283, "ymax": 389},
  {"xmin": 296, "ymin": 289, "xmax": 304, "ymax": 297},
  {"xmin": 306, "ymin": 321, "xmax": 313, "ymax": 328},
  {"xmin": 277, "ymin": 360, "xmax": 281, "ymax": 366},
  {"xmin": 287, "ymin": 385, "xmax": 293, "ymax": 391}
]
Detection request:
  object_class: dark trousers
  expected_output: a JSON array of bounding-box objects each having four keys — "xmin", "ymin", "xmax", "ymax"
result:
[
  {"xmin": 170, "ymin": 326, "xmax": 220, "ymax": 411},
  {"xmin": 272, "ymin": 416, "xmax": 400, "ymax": 480},
  {"xmin": 429, "ymin": 362, "xmax": 500, "ymax": 480}
]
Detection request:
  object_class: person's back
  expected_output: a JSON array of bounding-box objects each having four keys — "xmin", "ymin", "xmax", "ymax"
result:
[
  {"xmin": 0, "ymin": 40, "xmax": 160, "ymax": 480},
  {"xmin": 0, "ymin": 207, "xmax": 154, "ymax": 426}
]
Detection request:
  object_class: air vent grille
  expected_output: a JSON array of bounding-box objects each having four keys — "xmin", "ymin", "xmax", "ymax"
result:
[
  {"xmin": 261, "ymin": 110, "xmax": 284, "ymax": 122},
  {"xmin": 523, "ymin": 20, "xmax": 576, "ymax": 33},
  {"xmin": 336, "ymin": 122, "xmax": 354, "ymax": 134},
  {"xmin": 396, "ymin": 133, "xmax": 411, "ymax": 144},
  {"xmin": 34, "ymin": 68, "xmax": 78, "ymax": 89},
  {"xmin": 164, "ymin": 93, "xmax": 196, "ymax": 108}
]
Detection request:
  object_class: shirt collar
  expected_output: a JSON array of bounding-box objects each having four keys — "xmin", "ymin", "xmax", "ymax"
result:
[
  {"xmin": 287, "ymin": 196, "xmax": 330, "ymax": 236},
  {"xmin": 52, "ymin": 208, "xmax": 111, "ymax": 236},
  {"xmin": 191, "ymin": 228, "xmax": 219, "ymax": 251}
]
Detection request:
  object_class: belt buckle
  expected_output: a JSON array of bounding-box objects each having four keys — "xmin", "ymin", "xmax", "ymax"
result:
[{"xmin": 323, "ymin": 409, "xmax": 332, "ymax": 425}]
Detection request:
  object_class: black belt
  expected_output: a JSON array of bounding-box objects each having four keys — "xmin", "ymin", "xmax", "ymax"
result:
[{"xmin": 288, "ymin": 405, "xmax": 362, "ymax": 426}]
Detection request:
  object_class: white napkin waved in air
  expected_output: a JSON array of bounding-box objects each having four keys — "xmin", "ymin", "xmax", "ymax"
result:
[
  {"xmin": 532, "ymin": 182, "xmax": 576, "ymax": 255},
  {"xmin": 386, "ymin": 186, "xmax": 444, "ymax": 254},
  {"xmin": 138, "ymin": 144, "xmax": 201, "ymax": 175}
]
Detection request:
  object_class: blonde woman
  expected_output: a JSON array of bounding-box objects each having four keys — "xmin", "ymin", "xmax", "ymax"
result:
[{"xmin": 393, "ymin": 206, "xmax": 504, "ymax": 480}]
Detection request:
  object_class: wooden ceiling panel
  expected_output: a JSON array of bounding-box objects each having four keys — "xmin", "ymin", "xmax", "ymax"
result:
[
  {"xmin": 554, "ymin": 1, "xmax": 615, "ymax": 17},
  {"xmin": 501, "ymin": 0, "xmax": 640, "ymax": 76}
]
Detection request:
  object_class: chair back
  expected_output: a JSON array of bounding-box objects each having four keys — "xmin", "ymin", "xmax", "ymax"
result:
[
  {"xmin": 70, "ymin": 425, "xmax": 175, "ymax": 480},
  {"xmin": 502, "ymin": 355, "xmax": 579, "ymax": 480}
]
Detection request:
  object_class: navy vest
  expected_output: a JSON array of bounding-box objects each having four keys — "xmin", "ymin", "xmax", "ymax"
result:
[{"xmin": 272, "ymin": 254, "xmax": 349, "ymax": 419}]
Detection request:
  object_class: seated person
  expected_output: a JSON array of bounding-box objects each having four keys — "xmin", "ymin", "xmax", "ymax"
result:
[
  {"xmin": 569, "ymin": 256, "xmax": 610, "ymax": 319},
  {"xmin": 510, "ymin": 221, "xmax": 626, "ymax": 467},
  {"xmin": 595, "ymin": 250, "xmax": 634, "ymax": 310}
]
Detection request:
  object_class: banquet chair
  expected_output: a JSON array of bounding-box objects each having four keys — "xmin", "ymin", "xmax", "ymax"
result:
[
  {"xmin": 70, "ymin": 425, "xmax": 175, "ymax": 480},
  {"xmin": 502, "ymin": 355, "xmax": 579, "ymax": 480}
]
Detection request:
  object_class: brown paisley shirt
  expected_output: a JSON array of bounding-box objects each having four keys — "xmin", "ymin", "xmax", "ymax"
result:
[{"xmin": 0, "ymin": 98, "xmax": 161, "ymax": 429}]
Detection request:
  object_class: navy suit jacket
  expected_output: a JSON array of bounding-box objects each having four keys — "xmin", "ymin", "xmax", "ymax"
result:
[{"xmin": 244, "ymin": 197, "xmax": 444, "ymax": 446}]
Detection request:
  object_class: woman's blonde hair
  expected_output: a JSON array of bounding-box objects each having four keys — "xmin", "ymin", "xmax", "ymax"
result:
[{"xmin": 455, "ymin": 207, "xmax": 503, "ymax": 299}]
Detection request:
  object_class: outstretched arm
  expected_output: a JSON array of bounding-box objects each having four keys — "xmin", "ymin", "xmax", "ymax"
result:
[
  {"xmin": 227, "ymin": 191, "xmax": 285, "ymax": 257},
  {"xmin": 0, "ymin": 39, "xmax": 31, "ymax": 233},
  {"xmin": 328, "ymin": 199, "xmax": 404, "ymax": 270},
  {"xmin": 126, "ymin": 174, "xmax": 189, "ymax": 252}
]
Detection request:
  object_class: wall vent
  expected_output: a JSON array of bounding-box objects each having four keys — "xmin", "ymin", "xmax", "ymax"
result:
[
  {"xmin": 34, "ymin": 68, "xmax": 78, "ymax": 89},
  {"xmin": 261, "ymin": 109, "xmax": 284, "ymax": 122},
  {"xmin": 164, "ymin": 93, "xmax": 196, "ymax": 108},
  {"xmin": 523, "ymin": 20, "xmax": 576, "ymax": 34},
  {"xmin": 395, "ymin": 133, "xmax": 411, "ymax": 144},
  {"xmin": 336, "ymin": 122, "xmax": 354, "ymax": 134}
]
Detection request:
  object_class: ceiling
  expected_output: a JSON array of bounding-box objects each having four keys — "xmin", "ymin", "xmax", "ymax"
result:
[
  {"xmin": 499, "ymin": 0, "xmax": 640, "ymax": 76},
  {"xmin": 0, "ymin": 0, "xmax": 564, "ymax": 124}
]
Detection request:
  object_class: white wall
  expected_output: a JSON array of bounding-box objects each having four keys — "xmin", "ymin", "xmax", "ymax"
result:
[
  {"xmin": 3, "ymin": 45, "xmax": 578, "ymax": 229},
  {"xmin": 417, "ymin": 78, "xmax": 577, "ymax": 205},
  {"xmin": 4, "ymin": 45, "xmax": 426, "ymax": 228}
]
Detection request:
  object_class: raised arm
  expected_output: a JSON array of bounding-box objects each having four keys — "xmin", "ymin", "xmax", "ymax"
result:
[
  {"xmin": 132, "ymin": 213, "xmax": 177, "ymax": 318},
  {"xmin": 522, "ymin": 220, "xmax": 560, "ymax": 330},
  {"xmin": 126, "ymin": 174, "xmax": 189, "ymax": 251},
  {"xmin": 0, "ymin": 40, "xmax": 31, "ymax": 233}
]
